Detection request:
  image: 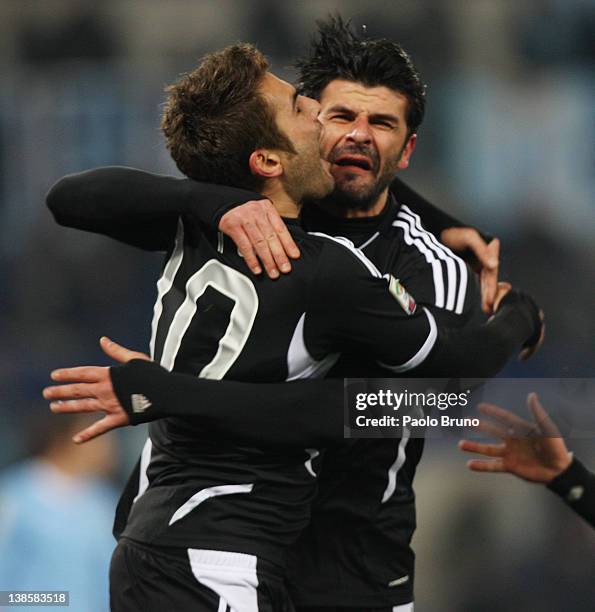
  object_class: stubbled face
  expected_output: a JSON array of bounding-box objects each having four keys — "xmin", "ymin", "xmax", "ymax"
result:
[
  {"xmin": 318, "ymin": 79, "xmax": 416, "ymax": 212},
  {"xmin": 259, "ymin": 72, "xmax": 334, "ymax": 202}
]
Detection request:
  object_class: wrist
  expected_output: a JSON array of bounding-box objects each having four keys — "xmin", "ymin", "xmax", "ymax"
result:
[
  {"xmin": 498, "ymin": 290, "xmax": 541, "ymax": 347},
  {"xmin": 546, "ymin": 451, "xmax": 573, "ymax": 483},
  {"xmin": 547, "ymin": 454, "xmax": 588, "ymax": 494},
  {"xmin": 110, "ymin": 360, "xmax": 163, "ymax": 425}
]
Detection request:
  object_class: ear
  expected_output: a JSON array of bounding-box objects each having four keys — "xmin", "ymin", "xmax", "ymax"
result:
[
  {"xmin": 397, "ymin": 134, "xmax": 417, "ymax": 170},
  {"xmin": 249, "ymin": 149, "xmax": 283, "ymax": 180}
]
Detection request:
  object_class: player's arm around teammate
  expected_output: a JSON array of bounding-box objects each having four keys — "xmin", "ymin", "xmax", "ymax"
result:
[
  {"xmin": 44, "ymin": 275, "xmax": 543, "ymax": 446},
  {"xmin": 46, "ymin": 167, "xmax": 499, "ymax": 305}
]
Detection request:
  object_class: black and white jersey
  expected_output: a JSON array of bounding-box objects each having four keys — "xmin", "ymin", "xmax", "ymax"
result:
[
  {"xmin": 288, "ymin": 195, "xmax": 484, "ymax": 607},
  {"xmin": 48, "ymin": 167, "xmax": 511, "ymax": 606},
  {"xmin": 302, "ymin": 196, "xmax": 482, "ymax": 328},
  {"xmin": 115, "ymin": 213, "xmax": 439, "ymax": 568}
]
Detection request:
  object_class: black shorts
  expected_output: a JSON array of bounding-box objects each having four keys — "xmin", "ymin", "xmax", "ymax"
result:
[{"xmin": 110, "ymin": 537, "xmax": 295, "ymax": 612}]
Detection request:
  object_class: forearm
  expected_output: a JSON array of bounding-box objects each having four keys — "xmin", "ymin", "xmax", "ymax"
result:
[
  {"xmin": 547, "ymin": 457, "xmax": 595, "ymax": 529},
  {"xmin": 110, "ymin": 360, "xmax": 343, "ymax": 446},
  {"xmin": 419, "ymin": 292, "xmax": 540, "ymax": 378},
  {"xmin": 46, "ymin": 166, "xmax": 261, "ymax": 249}
]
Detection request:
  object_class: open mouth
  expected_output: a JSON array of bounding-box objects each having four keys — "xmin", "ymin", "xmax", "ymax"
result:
[{"xmin": 333, "ymin": 155, "xmax": 373, "ymax": 172}]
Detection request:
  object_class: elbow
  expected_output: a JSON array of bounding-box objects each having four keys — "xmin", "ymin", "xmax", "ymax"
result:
[{"xmin": 46, "ymin": 176, "xmax": 69, "ymax": 223}]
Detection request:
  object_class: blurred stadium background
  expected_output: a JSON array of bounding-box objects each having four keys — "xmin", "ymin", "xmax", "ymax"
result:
[{"xmin": 1, "ymin": 1, "xmax": 593, "ymax": 610}]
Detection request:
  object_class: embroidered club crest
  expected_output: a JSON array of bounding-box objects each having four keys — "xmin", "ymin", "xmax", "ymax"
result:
[{"xmin": 388, "ymin": 275, "xmax": 417, "ymax": 315}]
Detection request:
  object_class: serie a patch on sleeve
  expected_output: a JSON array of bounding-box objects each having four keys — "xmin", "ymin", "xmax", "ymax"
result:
[{"xmin": 388, "ymin": 275, "xmax": 417, "ymax": 315}]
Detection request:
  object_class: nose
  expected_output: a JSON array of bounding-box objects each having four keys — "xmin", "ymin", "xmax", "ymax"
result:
[{"xmin": 345, "ymin": 116, "xmax": 372, "ymax": 144}]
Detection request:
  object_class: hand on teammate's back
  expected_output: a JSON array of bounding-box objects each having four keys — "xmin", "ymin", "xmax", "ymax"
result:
[
  {"xmin": 218, "ymin": 198, "xmax": 300, "ymax": 279},
  {"xmin": 441, "ymin": 228, "xmax": 500, "ymax": 315},
  {"xmin": 42, "ymin": 337, "xmax": 149, "ymax": 443},
  {"xmin": 219, "ymin": 203, "xmax": 502, "ymax": 312}
]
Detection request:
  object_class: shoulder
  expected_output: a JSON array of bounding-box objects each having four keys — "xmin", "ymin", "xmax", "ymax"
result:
[
  {"xmin": 389, "ymin": 204, "xmax": 480, "ymax": 317},
  {"xmin": 306, "ymin": 231, "xmax": 383, "ymax": 279}
]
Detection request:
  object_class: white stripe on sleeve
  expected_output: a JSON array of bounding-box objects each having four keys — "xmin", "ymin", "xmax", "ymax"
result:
[
  {"xmin": 378, "ymin": 307, "xmax": 438, "ymax": 373},
  {"xmin": 392, "ymin": 219, "xmax": 446, "ymax": 308},
  {"xmin": 396, "ymin": 211, "xmax": 459, "ymax": 310},
  {"xmin": 399, "ymin": 205, "xmax": 469, "ymax": 314}
]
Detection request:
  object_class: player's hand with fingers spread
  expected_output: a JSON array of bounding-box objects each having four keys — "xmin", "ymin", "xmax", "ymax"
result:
[
  {"xmin": 218, "ymin": 198, "xmax": 300, "ymax": 279},
  {"xmin": 441, "ymin": 228, "xmax": 500, "ymax": 315},
  {"xmin": 42, "ymin": 336, "xmax": 150, "ymax": 444},
  {"xmin": 458, "ymin": 393, "xmax": 572, "ymax": 484}
]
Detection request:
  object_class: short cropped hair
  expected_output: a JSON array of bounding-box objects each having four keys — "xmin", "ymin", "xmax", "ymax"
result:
[
  {"xmin": 296, "ymin": 16, "xmax": 426, "ymax": 135},
  {"xmin": 162, "ymin": 43, "xmax": 295, "ymax": 190}
]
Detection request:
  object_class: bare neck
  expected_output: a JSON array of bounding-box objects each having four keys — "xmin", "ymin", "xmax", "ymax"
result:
[{"xmin": 261, "ymin": 183, "xmax": 301, "ymax": 219}]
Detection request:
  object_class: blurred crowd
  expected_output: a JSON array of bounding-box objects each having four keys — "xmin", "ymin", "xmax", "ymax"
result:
[{"xmin": 1, "ymin": 2, "xmax": 593, "ymax": 610}]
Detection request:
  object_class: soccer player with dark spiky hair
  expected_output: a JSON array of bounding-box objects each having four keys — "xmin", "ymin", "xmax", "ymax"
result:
[{"xmin": 296, "ymin": 16, "xmax": 425, "ymax": 214}]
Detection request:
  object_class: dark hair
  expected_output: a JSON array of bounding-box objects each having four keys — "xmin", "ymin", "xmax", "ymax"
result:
[
  {"xmin": 296, "ymin": 16, "xmax": 426, "ymax": 135},
  {"xmin": 162, "ymin": 43, "xmax": 295, "ymax": 191}
]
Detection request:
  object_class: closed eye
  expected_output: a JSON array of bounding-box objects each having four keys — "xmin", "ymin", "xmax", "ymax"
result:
[
  {"xmin": 371, "ymin": 119, "xmax": 395, "ymax": 129},
  {"xmin": 330, "ymin": 114, "xmax": 352, "ymax": 122}
]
